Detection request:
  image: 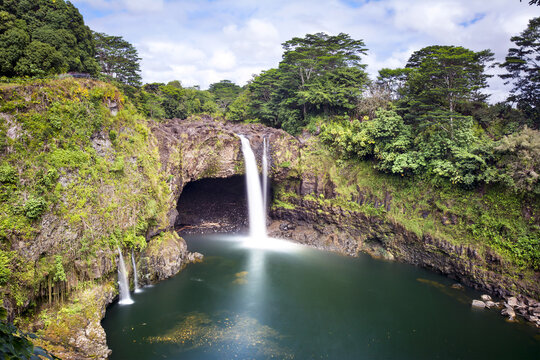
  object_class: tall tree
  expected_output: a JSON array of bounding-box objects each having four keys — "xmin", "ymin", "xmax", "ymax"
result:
[
  {"xmin": 405, "ymin": 45, "xmax": 494, "ymax": 113},
  {"xmin": 377, "ymin": 68, "xmax": 413, "ymax": 100},
  {"xmin": 499, "ymin": 17, "xmax": 539, "ymax": 128},
  {"xmin": 93, "ymin": 32, "xmax": 142, "ymax": 86},
  {"xmin": 246, "ymin": 32, "xmax": 369, "ymax": 133},
  {"xmin": 280, "ymin": 32, "xmax": 368, "ymax": 120},
  {"xmin": 208, "ymin": 80, "xmax": 242, "ymax": 111}
]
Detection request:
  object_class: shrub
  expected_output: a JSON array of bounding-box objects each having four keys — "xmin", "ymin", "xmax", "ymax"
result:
[
  {"xmin": 0, "ymin": 164, "xmax": 17, "ymax": 184},
  {"xmin": 23, "ymin": 196, "xmax": 47, "ymax": 220}
]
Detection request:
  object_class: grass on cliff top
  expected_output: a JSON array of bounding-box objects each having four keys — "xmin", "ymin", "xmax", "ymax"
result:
[
  {"xmin": 0, "ymin": 78, "xmax": 172, "ymax": 309},
  {"xmin": 279, "ymin": 137, "xmax": 540, "ymax": 270}
]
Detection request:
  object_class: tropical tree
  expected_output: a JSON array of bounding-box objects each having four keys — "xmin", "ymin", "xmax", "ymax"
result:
[
  {"xmin": 280, "ymin": 32, "xmax": 368, "ymax": 119},
  {"xmin": 93, "ymin": 32, "xmax": 142, "ymax": 86},
  {"xmin": 140, "ymin": 81, "xmax": 218, "ymax": 119},
  {"xmin": 404, "ymin": 45, "xmax": 494, "ymax": 113},
  {"xmin": 208, "ymin": 80, "xmax": 242, "ymax": 111},
  {"xmin": 247, "ymin": 32, "xmax": 369, "ymax": 133},
  {"xmin": 376, "ymin": 68, "xmax": 412, "ymax": 100},
  {"xmin": 499, "ymin": 16, "xmax": 539, "ymax": 128}
]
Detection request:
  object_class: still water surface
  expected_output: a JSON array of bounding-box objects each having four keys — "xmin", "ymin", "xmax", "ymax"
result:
[{"xmin": 103, "ymin": 234, "xmax": 540, "ymax": 359}]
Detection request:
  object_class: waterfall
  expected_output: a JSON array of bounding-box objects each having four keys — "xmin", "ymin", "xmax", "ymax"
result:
[
  {"xmin": 131, "ymin": 249, "xmax": 140, "ymax": 293},
  {"xmin": 262, "ymin": 137, "xmax": 269, "ymax": 212},
  {"xmin": 117, "ymin": 247, "xmax": 134, "ymax": 305},
  {"xmin": 238, "ymin": 135, "xmax": 266, "ymax": 239}
]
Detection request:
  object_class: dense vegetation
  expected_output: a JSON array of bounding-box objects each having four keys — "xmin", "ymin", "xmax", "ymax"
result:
[
  {"xmin": 0, "ymin": 0, "xmax": 98, "ymax": 77},
  {"xmin": 0, "ymin": 78, "xmax": 171, "ymax": 318}
]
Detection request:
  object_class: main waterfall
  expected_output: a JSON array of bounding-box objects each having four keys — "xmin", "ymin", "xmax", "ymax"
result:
[{"xmin": 238, "ymin": 135, "xmax": 267, "ymax": 239}]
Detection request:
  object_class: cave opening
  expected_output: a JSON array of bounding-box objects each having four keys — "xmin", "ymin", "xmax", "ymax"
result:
[{"xmin": 175, "ymin": 175, "xmax": 249, "ymax": 234}]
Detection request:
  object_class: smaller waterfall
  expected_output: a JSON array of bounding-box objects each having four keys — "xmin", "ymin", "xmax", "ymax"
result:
[
  {"xmin": 262, "ymin": 137, "xmax": 269, "ymax": 212},
  {"xmin": 238, "ymin": 135, "xmax": 267, "ymax": 239},
  {"xmin": 117, "ymin": 247, "xmax": 134, "ymax": 305},
  {"xmin": 131, "ymin": 249, "xmax": 141, "ymax": 293}
]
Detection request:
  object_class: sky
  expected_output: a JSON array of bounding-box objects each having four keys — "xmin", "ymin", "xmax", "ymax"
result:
[{"xmin": 72, "ymin": 0, "xmax": 540, "ymax": 102}]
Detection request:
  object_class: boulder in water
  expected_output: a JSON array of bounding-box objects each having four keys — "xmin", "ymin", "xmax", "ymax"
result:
[
  {"xmin": 481, "ymin": 294, "xmax": 492, "ymax": 302},
  {"xmin": 472, "ymin": 300, "xmax": 486, "ymax": 309},
  {"xmin": 506, "ymin": 296, "xmax": 518, "ymax": 307},
  {"xmin": 501, "ymin": 306, "xmax": 516, "ymax": 321}
]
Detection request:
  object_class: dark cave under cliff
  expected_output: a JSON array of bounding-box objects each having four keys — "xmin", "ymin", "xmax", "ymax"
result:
[{"xmin": 175, "ymin": 175, "xmax": 251, "ymax": 234}]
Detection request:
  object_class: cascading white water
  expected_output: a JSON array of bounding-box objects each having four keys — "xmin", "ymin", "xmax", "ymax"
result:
[
  {"xmin": 239, "ymin": 135, "xmax": 266, "ymax": 239},
  {"xmin": 262, "ymin": 137, "xmax": 268, "ymax": 211},
  {"xmin": 131, "ymin": 249, "xmax": 141, "ymax": 293},
  {"xmin": 117, "ymin": 247, "xmax": 134, "ymax": 305}
]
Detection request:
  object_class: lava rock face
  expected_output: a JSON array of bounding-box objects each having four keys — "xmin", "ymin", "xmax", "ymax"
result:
[{"xmin": 151, "ymin": 116, "xmax": 299, "ymax": 234}]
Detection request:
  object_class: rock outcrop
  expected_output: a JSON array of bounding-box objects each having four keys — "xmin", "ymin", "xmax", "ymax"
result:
[{"xmin": 139, "ymin": 231, "xmax": 202, "ymax": 284}]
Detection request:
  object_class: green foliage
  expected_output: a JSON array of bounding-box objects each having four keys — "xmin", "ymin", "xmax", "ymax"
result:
[
  {"xmin": 0, "ymin": 78, "xmax": 171, "ymax": 319},
  {"xmin": 93, "ymin": 31, "xmax": 142, "ymax": 86},
  {"xmin": 495, "ymin": 127, "xmax": 540, "ymax": 194},
  {"xmin": 246, "ymin": 32, "xmax": 369, "ymax": 133},
  {"xmin": 0, "ymin": 250, "xmax": 11, "ymax": 285},
  {"xmin": 23, "ymin": 196, "xmax": 46, "ymax": 220},
  {"xmin": 14, "ymin": 41, "xmax": 66, "ymax": 76},
  {"xmin": 0, "ymin": 310, "xmax": 60, "ymax": 359},
  {"xmin": 403, "ymin": 45, "xmax": 494, "ymax": 114},
  {"xmin": 122, "ymin": 231, "xmax": 147, "ymax": 251},
  {"xmin": 0, "ymin": 0, "xmax": 98, "ymax": 77},
  {"xmin": 134, "ymin": 82, "xmax": 218, "ymax": 119},
  {"xmin": 208, "ymin": 80, "xmax": 242, "ymax": 112},
  {"xmin": 225, "ymin": 89, "xmax": 252, "ymax": 122},
  {"xmin": 499, "ymin": 16, "xmax": 539, "ymax": 129},
  {"xmin": 53, "ymin": 255, "xmax": 66, "ymax": 283},
  {"xmin": 110, "ymin": 156, "xmax": 125, "ymax": 174},
  {"xmin": 320, "ymin": 108, "xmax": 506, "ymax": 188},
  {"xmin": 320, "ymin": 43, "xmax": 540, "ymax": 191},
  {"xmin": 278, "ymin": 161, "xmax": 291, "ymax": 168},
  {"xmin": 0, "ymin": 164, "xmax": 17, "ymax": 184}
]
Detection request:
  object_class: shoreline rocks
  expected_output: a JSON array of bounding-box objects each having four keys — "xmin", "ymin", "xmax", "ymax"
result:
[{"xmin": 471, "ymin": 294, "xmax": 540, "ymax": 327}]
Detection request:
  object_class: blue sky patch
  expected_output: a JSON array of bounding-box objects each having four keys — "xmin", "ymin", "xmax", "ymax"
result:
[{"xmin": 459, "ymin": 13, "xmax": 486, "ymax": 27}]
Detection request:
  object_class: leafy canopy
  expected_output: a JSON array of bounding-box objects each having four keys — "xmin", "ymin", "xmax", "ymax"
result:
[
  {"xmin": 499, "ymin": 16, "xmax": 539, "ymax": 128},
  {"xmin": 208, "ymin": 80, "xmax": 242, "ymax": 111},
  {"xmin": 94, "ymin": 31, "xmax": 142, "ymax": 86},
  {"xmin": 246, "ymin": 32, "xmax": 369, "ymax": 133},
  {"xmin": 0, "ymin": 0, "xmax": 98, "ymax": 77}
]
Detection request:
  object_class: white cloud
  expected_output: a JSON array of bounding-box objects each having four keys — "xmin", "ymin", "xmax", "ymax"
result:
[
  {"xmin": 210, "ymin": 50, "xmax": 237, "ymax": 71},
  {"xmin": 72, "ymin": 0, "xmax": 540, "ymax": 96},
  {"xmin": 121, "ymin": 0, "xmax": 164, "ymax": 13}
]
